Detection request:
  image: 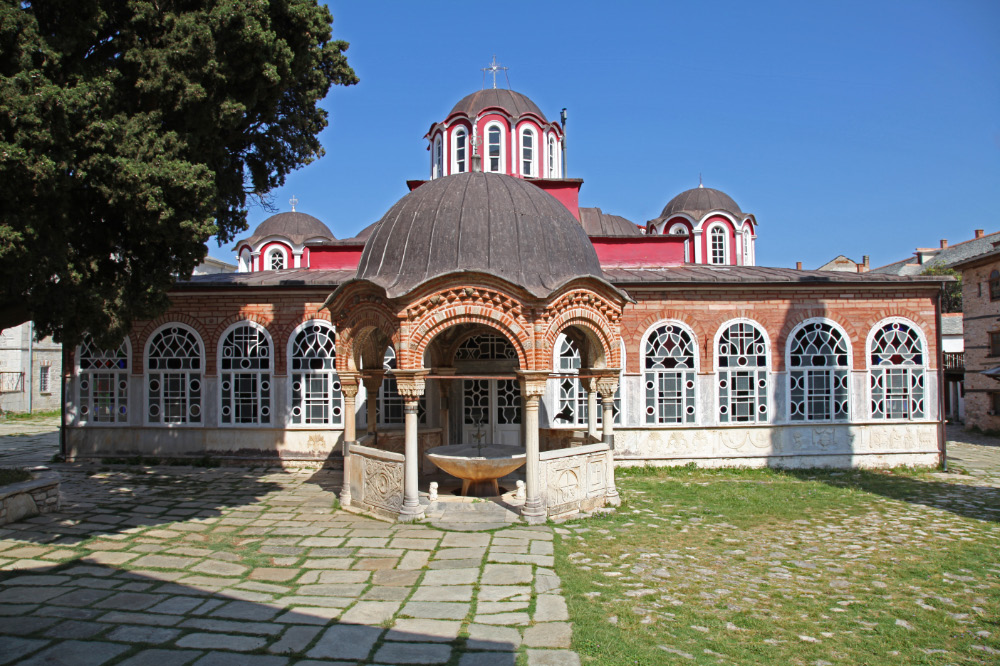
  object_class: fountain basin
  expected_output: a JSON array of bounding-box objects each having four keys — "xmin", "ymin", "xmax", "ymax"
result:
[{"xmin": 425, "ymin": 444, "xmax": 526, "ymax": 497}]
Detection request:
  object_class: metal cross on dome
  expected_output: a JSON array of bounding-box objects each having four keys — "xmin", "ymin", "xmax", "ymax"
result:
[
  {"xmin": 481, "ymin": 55, "xmax": 509, "ymax": 90},
  {"xmin": 289, "ymin": 195, "xmax": 298, "ymax": 212}
]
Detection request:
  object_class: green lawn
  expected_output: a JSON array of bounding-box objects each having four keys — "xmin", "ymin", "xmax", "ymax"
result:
[{"xmin": 555, "ymin": 466, "xmax": 1000, "ymax": 665}]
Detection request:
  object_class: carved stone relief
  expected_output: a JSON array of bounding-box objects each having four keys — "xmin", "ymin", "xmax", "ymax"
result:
[
  {"xmin": 361, "ymin": 457, "xmax": 403, "ymax": 514},
  {"xmin": 549, "ymin": 465, "xmax": 581, "ymax": 505}
]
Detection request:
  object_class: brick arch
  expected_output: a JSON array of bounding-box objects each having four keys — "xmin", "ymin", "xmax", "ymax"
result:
[
  {"xmin": 627, "ymin": 311, "xmax": 710, "ymax": 374},
  {"xmin": 134, "ymin": 314, "xmax": 211, "ymax": 374},
  {"xmin": 411, "ymin": 312, "xmax": 531, "ymax": 372},
  {"xmin": 543, "ymin": 313, "xmax": 619, "ymax": 371},
  {"xmin": 333, "ymin": 306, "xmax": 400, "ymax": 374},
  {"xmin": 774, "ymin": 311, "xmax": 858, "ymax": 372}
]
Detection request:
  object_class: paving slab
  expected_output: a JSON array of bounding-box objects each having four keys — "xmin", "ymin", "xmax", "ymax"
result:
[
  {"xmin": 0, "ymin": 637, "xmax": 49, "ymax": 665},
  {"xmin": 465, "ymin": 624, "xmax": 522, "ymax": 651},
  {"xmin": 116, "ymin": 649, "xmax": 203, "ymax": 666},
  {"xmin": 307, "ymin": 624, "xmax": 382, "ymax": 661},
  {"xmin": 458, "ymin": 653, "xmax": 517, "ymax": 666},
  {"xmin": 401, "ymin": 601, "xmax": 470, "ymax": 620},
  {"xmin": 372, "ymin": 642, "xmax": 452, "ymax": 664},
  {"xmin": 105, "ymin": 625, "xmax": 181, "ymax": 644},
  {"xmin": 16, "ymin": 640, "xmax": 129, "ymax": 666},
  {"xmin": 339, "ymin": 600, "xmax": 402, "ymax": 624}
]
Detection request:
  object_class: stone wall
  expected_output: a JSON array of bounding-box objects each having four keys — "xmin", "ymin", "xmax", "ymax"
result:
[
  {"xmin": 346, "ymin": 443, "xmax": 404, "ymax": 520},
  {"xmin": 538, "ymin": 443, "xmax": 616, "ymax": 519},
  {"xmin": 0, "ymin": 472, "xmax": 60, "ymax": 526},
  {"xmin": 960, "ymin": 260, "xmax": 1000, "ymax": 430}
]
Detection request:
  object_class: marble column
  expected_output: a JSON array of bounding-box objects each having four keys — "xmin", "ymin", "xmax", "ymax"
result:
[
  {"xmin": 395, "ymin": 370, "xmax": 427, "ymax": 522},
  {"xmin": 362, "ymin": 371, "xmax": 384, "ymax": 436},
  {"xmin": 597, "ymin": 372, "xmax": 621, "ymax": 506},
  {"xmin": 339, "ymin": 372, "xmax": 360, "ymax": 507},
  {"xmin": 585, "ymin": 376, "xmax": 599, "ymax": 440},
  {"xmin": 518, "ymin": 371, "xmax": 548, "ymax": 524}
]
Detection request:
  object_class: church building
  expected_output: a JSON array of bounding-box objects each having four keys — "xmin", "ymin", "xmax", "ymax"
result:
[{"xmin": 62, "ymin": 78, "xmax": 946, "ymax": 522}]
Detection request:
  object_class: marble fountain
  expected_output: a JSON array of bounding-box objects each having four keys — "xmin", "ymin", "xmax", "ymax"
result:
[{"xmin": 424, "ymin": 443, "xmax": 526, "ymax": 497}]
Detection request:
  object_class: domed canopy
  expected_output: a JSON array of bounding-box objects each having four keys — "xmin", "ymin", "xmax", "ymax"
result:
[
  {"xmin": 357, "ymin": 172, "xmax": 603, "ymax": 298},
  {"xmin": 659, "ymin": 187, "xmax": 743, "ymax": 221},
  {"xmin": 243, "ymin": 212, "xmax": 335, "ymax": 247},
  {"xmin": 449, "ymin": 89, "xmax": 546, "ymax": 121}
]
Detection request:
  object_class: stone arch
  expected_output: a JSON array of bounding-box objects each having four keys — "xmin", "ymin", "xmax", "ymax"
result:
[
  {"xmin": 411, "ymin": 313, "xmax": 530, "ymax": 372},
  {"xmin": 546, "ymin": 317, "xmax": 617, "ymax": 371}
]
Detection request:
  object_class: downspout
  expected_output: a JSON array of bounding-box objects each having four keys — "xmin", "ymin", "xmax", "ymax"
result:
[
  {"xmin": 26, "ymin": 320, "xmax": 33, "ymax": 414},
  {"xmin": 560, "ymin": 108, "xmax": 567, "ymax": 177},
  {"xmin": 935, "ymin": 284, "xmax": 946, "ymax": 471}
]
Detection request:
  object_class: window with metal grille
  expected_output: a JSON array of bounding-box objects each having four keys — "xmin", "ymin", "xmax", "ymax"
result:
[
  {"xmin": 79, "ymin": 335, "xmax": 130, "ymax": 424},
  {"xmin": 147, "ymin": 325, "xmax": 202, "ymax": 424},
  {"xmin": 290, "ymin": 321, "xmax": 342, "ymax": 426},
  {"xmin": 220, "ymin": 323, "xmax": 272, "ymax": 425},
  {"xmin": 554, "ymin": 335, "xmax": 620, "ymax": 426},
  {"xmin": 789, "ymin": 321, "xmax": 850, "ymax": 421},
  {"xmin": 644, "ymin": 323, "xmax": 696, "ymax": 424},
  {"xmin": 869, "ymin": 319, "xmax": 925, "ymax": 420},
  {"xmin": 717, "ymin": 321, "xmax": 769, "ymax": 424}
]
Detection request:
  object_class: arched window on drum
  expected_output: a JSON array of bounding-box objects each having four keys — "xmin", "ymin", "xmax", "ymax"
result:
[
  {"xmin": 78, "ymin": 335, "xmax": 130, "ymax": 424},
  {"xmin": 289, "ymin": 321, "xmax": 342, "ymax": 426},
  {"xmin": 643, "ymin": 323, "xmax": 696, "ymax": 424},
  {"xmin": 868, "ymin": 319, "xmax": 925, "ymax": 419},
  {"xmin": 788, "ymin": 320, "xmax": 850, "ymax": 421}
]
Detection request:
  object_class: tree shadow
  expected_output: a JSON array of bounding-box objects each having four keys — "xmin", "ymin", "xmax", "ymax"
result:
[
  {"xmin": 782, "ymin": 467, "xmax": 1000, "ymax": 524},
  {"xmin": 0, "ymin": 560, "xmax": 519, "ymax": 664}
]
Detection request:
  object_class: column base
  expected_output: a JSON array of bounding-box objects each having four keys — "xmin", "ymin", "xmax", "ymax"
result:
[
  {"xmin": 339, "ymin": 488, "xmax": 352, "ymax": 507},
  {"xmin": 398, "ymin": 503, "xmax": 425, "ymax": 523},
  {"xmin": 605, "ymin": 488, "xmax": 622, "ymax": 507},
  {"xmin": 521, "ymin": 499, "xmax": 546, "ymax": 524}
]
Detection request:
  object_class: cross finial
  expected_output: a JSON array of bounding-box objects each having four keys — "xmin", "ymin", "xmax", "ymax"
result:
[
  {"xmin": 698, "ymin": 173, "xmax": 703, "ymax": 188},
  {"xmin": 481, "ymin": 55, "xmax": 509, "ymax": 90},
  {"xmin": 289, "ymin": 195, "xmax": 298, "ymax": 212}
]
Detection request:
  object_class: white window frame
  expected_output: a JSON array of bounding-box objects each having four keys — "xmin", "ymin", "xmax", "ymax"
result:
[
  {"xmin": 742, "ymin": 228, "xmax": 752, "ymax": 266},
  {"xmin": 640, "ymin": 320, "xmax": 699, "ymax": 426},
  {"xmin": 217, "ymin": 320, "xmax": 273, "ymax": 427},
  {"xmin": 547, "ymin": 134, "xmax": 560, "ymax": 178},
  {"xmin": 239, "ymin": 248, "xmax": 252, "ymax": 273},
  {"xmin": 484, "ymin": 121, "xmax": 505, "ymax": 174},
  {"xmin": 866, "ymin": 317, "xmax": 928, "ymax": 421},
  {"xmin": 785, "ymin": 318, "xmax": 852, "ymax": 422},
  {"xmin": 265, "ymin": 245, "xmax": 288, "ymax": 271},
  {"xmin": 287, "ymin": 319, "xmax": 343, "ymax": 428},
  {"xmin": 78, "ymin": 335, "xmax": 132, "ymax": 425},
  {"xmin": 520, "ymin": 126, "xmax": 537, "ymax": 177},
  {"xmin": 668, "ymin": 223, "xmax": 691, "ymax": 261},
  {"xmin": 432, "ymin": 133, "xmax": 443, "ymax": 179},
  {"xmin": 39, "ymin": 365, "xmax": 50, "ymax": 394},
  {"xmin": 708, "ymin": 224, "xmax": 729, "ymax": 265},
  {"xmin": 452, "ymin": 127, "xmax": 468, "ymax": 174},
  {"xmin": 144, "ymin": 323, "xmax": 205, "ymax": 427},
  {"xmin": 551, "ymin": 334, "xmax": 622, "ymax": 428},
  {"xmin": 715, "ymin": 318, "xmax": 770, "ymax": 425}
]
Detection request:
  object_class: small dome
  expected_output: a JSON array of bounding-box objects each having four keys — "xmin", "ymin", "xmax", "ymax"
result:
[
  {"xmin": 659, "ymin": 187, "xmax": 743, "ymax": 221},
  {"xmin": 578, "ymin": 208, "xmax": 642, "ymax": 237},
  {"xmin": 357, "ymin": 173, "xmax": 602, "ymax": 298},
  {"xmin": 449, "ymin": 89, "xmax": 546, "ymax": 121},
  {"xmin": 244, "ymin": 212, "xmax": 335, "ymax": 246}
]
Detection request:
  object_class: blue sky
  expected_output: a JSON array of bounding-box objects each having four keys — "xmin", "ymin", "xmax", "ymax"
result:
[{"xmin": 207, "ymin": 0, "xmax": 1000, "ymax": 270}]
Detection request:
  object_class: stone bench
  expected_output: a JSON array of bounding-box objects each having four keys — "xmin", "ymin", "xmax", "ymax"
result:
[{"xmin": 0, "ymin": 470, "xmax": 60, "ymax": 525}]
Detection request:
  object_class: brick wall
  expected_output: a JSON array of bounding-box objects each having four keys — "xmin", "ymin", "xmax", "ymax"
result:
[{"xmin": 960, "ymin": 261, "xmax": 1000, "ymax": 430}]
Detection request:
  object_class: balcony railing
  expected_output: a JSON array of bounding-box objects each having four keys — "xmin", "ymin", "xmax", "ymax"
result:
[
  {"xmin": 944, "ymin": 352, "xmax": 964, "ymax": 370},
  {"xmin": 0, "ymin": 371, "xmax": 24, "ymax": 393}
]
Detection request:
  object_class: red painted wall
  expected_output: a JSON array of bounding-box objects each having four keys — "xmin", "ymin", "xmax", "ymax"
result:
[
  {"xmin": 593, "ymin": 235, "xmax": 687, "ymax": 268},
  {"xmin": 308, "ymin": 245, "xmax": 365, "ymax": 270},
  {"xmin": 532, "ymin": 180, "xmax": 582, "ymax": 220}
]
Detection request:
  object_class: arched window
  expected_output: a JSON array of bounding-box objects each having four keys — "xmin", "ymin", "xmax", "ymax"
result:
[
  {"xmin": 709, "ymin": 225, "xmax": 728, "ymax": 265},
  {"xmin": 788, "ymin": 321, "xmax": 850, "ymax": 421},
  {"xmin": 485, "ymin": 123, "xmax": 504, "ymax": 173},
  {"xmin": 432, "ymin": 134, "xmax": 443, "ymax": 178},
  {"xmin": 520, "ymin": 127, "xmax": 536, "ymax": 177},
  {"xmin": 455, "ymin": 334, "xmax": 517, "ymax": 361},
  {"xmin": 146, "ymin": 325, "xmax": 203, "ymax": 425},
  {"xmin": 377, "ymin": 347, "xmax": 425, "ymax": 425},
  {"xmin": 869, "ymin": 319, "xmax": 925, "ymax": 419},
  {"xmin": 717, "ymin": 321, "xmax": 769, "ymax": 424},
  {"xmin": 668, "ymin": 223, "xmax": 691, "ymax": 261},
  {"xmin": 548, "ymin": 135, "xmax": 559, "ymax": 177},
  {"xmin": 644, "ymin": 323, "xmax": 696, "ymax": 424},
  {"xmin": 289, "ymin": 321, "xmax": 342, "ymax": 426},
  {"xmin": 78, "ymin": 335, "xmax": 130, "ymax": 424},
  {"xmin": 239, "ymin": 248, "xmax": 252, "ymax": 273},
  {"xmin": 453, "ymin": 127, "xmax": 468, "ymax": 174},
  {"xmin": 742, "ymin": 228, "xmax": 752, "ymax": 266},
  {"xmin": 990, "ymin": 270, "xmax": 1000, "ymax": 301},
  {"xmin": 219, "ymin": 322, "xmax": 272, "ymax": 425},
  {"xmin": 266, "ymin": 246, "xmax": 287, "ymax": 271},
  {"xmin": 554, "ymin": 335, "xmax": 620, "ymax": 426}
]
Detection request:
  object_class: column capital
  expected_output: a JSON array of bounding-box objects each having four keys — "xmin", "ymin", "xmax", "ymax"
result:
[
  {"xmin": 516, "ymin": 370, "xmax": 548, "ymax": 399},
  {"xmin": 393, "ymin": 369, "xmax": 429, "ymax": 399},
  {"xmin": 595, "ymin": 370, "xmax": 621, "ymax": 400},
  {"xmin": 361, "ymin": 370, "xmax": 385, "ymax": 394},
  {"xmin": 339, "ymin": 371, "xmax": 360, "ymax": 399}
]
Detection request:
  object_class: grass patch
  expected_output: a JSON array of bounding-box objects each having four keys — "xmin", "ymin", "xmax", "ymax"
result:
[
  {"xmin": 0, "ymin": 408, "xmax": 60, "ymax": 421},
  {"xmin": 556, "ymin": 466, "xmax": 1000, "ymax": 665},
  {"xmin": 0, "ymin": 467, "xmax": 32, "ymax": 486}
]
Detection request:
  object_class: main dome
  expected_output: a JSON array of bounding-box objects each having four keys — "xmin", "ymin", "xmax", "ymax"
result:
[
  {"xmin": 356, "ymin": 173, "xmax": 603, "ymax": 298},
  {"xmin": 448, "ymin": 89, "xmax": 546, "ymax": 120},
  {"xmin": 659, "ymin": 187, "xmax": 743, "ymax": 220}
]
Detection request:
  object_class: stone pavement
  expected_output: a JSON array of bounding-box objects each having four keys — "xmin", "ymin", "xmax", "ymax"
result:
[{"xmin": 0, "ymin": 419, "xmax": 580, "ymax": 666}]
